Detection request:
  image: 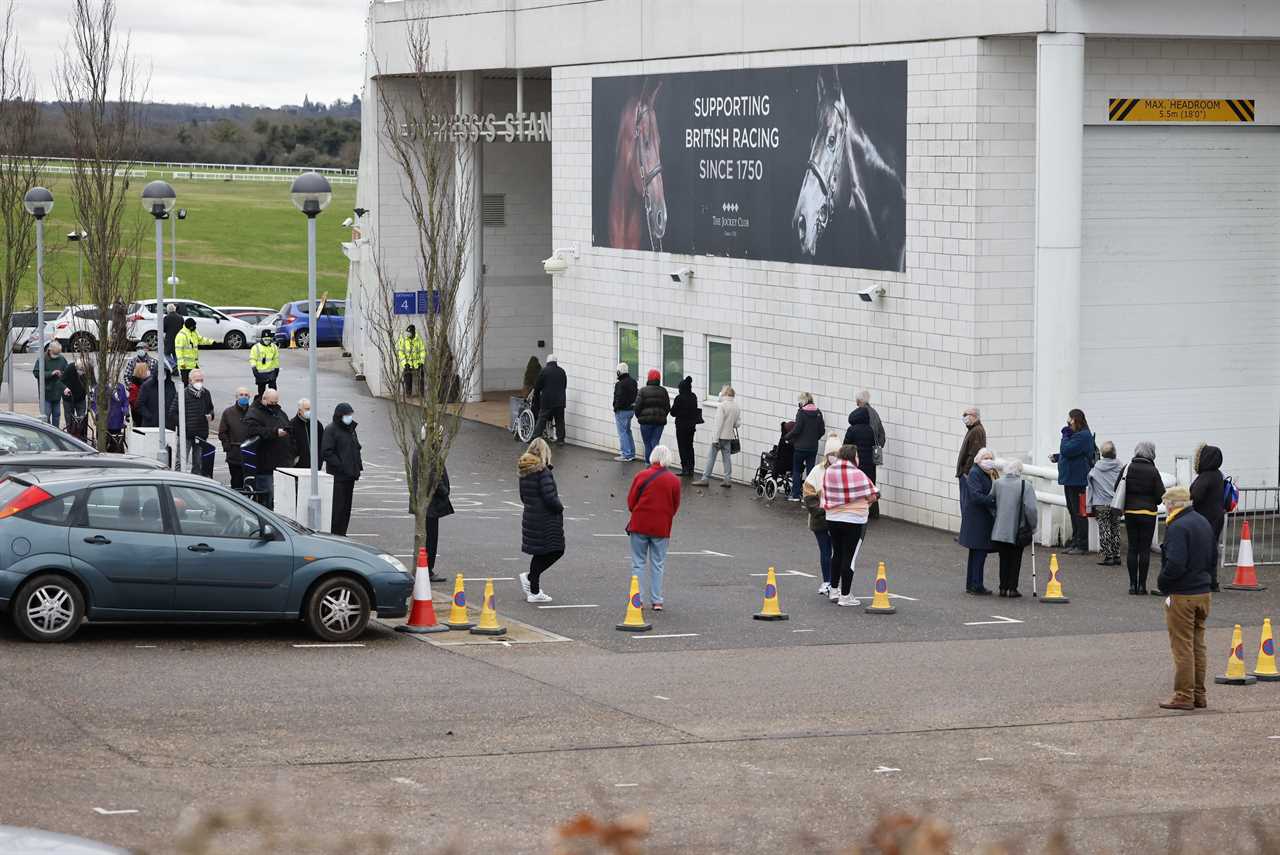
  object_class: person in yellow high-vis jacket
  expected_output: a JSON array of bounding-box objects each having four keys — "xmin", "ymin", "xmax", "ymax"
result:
[
  {"xmin": 175, "ymin": 317, "xmax": 214, "ymax": 386},
  {"xmin": 396, "ymin": 324, "xmax": 426, "ymax": 397},
  {"xmin": 249, "ymin": 329, "xmax": 281, "ymax": 397}
]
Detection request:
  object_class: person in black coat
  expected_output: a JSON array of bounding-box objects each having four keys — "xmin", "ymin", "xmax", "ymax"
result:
[
  {"xmin": 612, "ymin": 363, "xmax": 639, "ymax": 462},
  {"xmin": 409, "ymin": 425, "xmax": 452, "ymax": 584},
  {"xmin": 167, "ymin": 368, "xmax": 214, "ymax": 475},
  {"xmin": 844, "ymin": 406, "xmax": 879, "ymax": 518},
  {"xmin": 635, "ymin": 369, "xmax": 670, "ymax": 463},
  {"xmin": 288, "ymin": 398, "xmax": 323, "ymax": 468},
  {"xmin": 217, "ymin": 388, "xmax": 252, "ymax": 490},
  {"xmin": 135, "ymin": 366, "xmax": 176, "ymax": 429},
  {"xmin": 668, "ymin": 376, "xmax": 700, "ymax": 476},
  {"xmin": 162, "ymin": 303, "xmax": 183, "ymax": 357},
  {"xmin": 320, "ymin": 402, "xmax": 363, "ymax": 536},
  {"xmin": 786, "ymin": 393, "xmax": 825, "ymax": 500},
  {"xmin": 532, "ymin": 354, "xmax": 567, "ymax": 445},
  {"xmin": 517, "ymin": 438, "xmax": 564, "ymax": 602},
  {"xmin": 959, "ymin": 448, "xmax": 997, "ymax": 595},
  {"xmin": 1121, "ymin": 441, "xmax": 1165, "ymax": 595},
  {"xmin": 242, "ymin": 389, "xmax": 293, "ymax": 509},
  {"xmin": 1155, "ymin": 487, "xmax": 1215, "ymax": 711},
  {"xmin": 1189, "ymin": 443, "xmax": 1225, "ymax": 591}
]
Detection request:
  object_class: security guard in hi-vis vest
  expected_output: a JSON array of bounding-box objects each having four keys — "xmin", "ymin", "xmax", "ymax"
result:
[
  {"xmin": 396, "ymin": 324, "xmax": 426, "ymax": 397},
  {"xmin": 174, "ymin": 317, "xmax": 213, "ymax": 386},
  {"xmin": 249, "ymin": 330, "xmax": 280, "ymax": 397}
]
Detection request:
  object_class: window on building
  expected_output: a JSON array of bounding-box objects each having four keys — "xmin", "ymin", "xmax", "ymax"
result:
[
  {"xmin": 617, "ymin": 325, "xmax": 638, "ymax": 377},
  {"xmin": 661, "ymin": 332, "xmax": 684, "ymax": 388},
  {"xmin": 707, "ymin": 338, "xmax": 732, "ymax": 398}
]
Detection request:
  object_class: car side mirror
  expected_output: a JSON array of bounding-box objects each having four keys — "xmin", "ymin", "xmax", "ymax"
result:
[{"xmin": 260, "ymin": 522, "xmax": 277, "ymax": 541}]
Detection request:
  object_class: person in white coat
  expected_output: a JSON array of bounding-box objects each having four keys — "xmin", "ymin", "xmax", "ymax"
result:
[{"xmin": 691, "ymin": 386, "xmax": 740, "ymax": 488}]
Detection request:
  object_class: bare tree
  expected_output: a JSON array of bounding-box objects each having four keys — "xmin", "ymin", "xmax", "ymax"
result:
[
  {"xmin": 55, "ymin": 0, "xmax": 147, "ymax": 448},
  {"xmin": 0, "ymin": 0, "xmax": 42, "ymax": 406},
  {"xmin": 368, "ymin": 23, "xmax": 483, "ymax": 557}
]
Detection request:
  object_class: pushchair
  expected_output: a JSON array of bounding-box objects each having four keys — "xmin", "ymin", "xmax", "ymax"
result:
[{"xmin": 752, "ymin": 420, "xmax": 796, "ymax": 501}]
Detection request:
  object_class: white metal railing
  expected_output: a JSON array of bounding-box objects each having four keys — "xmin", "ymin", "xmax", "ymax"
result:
[
  {"xmin": 1020, "ymin": 461, "xmax": 1176, "ymax": 548},
  {"xmin": 26, "ymin": 156, "xmax": 354, "ymax": 176}
]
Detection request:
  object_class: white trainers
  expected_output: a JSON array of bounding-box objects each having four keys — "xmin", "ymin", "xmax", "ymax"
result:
[
  {"xmin": 518, "ymin": 572, "xmax": 532, "ymax": 597},
  {"xmin": 837, "ymin": 594, "xmax": 861, "ymax": 607},
  {"xmin": 829, "ymin": 587, "xmax": 841, "ymax": 602},
  {"xmin": 817, "ymin": 583, "xmax": 831, "ymax": 596},
  {"xmin": 526, "ymin": 591, "xmax": 553, "ymax": 603}
]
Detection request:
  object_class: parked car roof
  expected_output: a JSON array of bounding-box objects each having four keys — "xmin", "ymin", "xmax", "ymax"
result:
[{"xmin": 0, "ymin": 452, "xmax": 165, "ymax": 477}]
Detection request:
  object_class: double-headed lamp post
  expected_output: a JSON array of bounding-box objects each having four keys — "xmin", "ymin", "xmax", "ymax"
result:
[
  {"xmin": 23, "ymin": 187, "xmax": 53, "ymax": 423},
  {"xmin": 168, "ymin": 208, "xmax": 186, "ymax": 299},
  {"xmin": 290, "ymin": 172, "xmax": 332, "ymax": 530},
  {"xmin": 142, "ymin": 181, "xmax": 177, "ymax": 466}
]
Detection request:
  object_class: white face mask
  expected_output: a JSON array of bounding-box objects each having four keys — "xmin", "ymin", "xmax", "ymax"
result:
[
  {"xmin": 191, "ymin": 382, "xmax": 204, "ymax": 392},
  {"xmin": 978, "ymin": 458, "xmax": 995, "ymax": 472}
]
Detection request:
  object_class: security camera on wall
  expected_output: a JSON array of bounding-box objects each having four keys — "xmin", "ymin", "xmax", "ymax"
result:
[
  {"xmin": 669, "ymin": 267, "xmax": 693, "ymax": 285},
  {"xmin": 858, "ymin": 285, "xmax": 886, "ymax": 303},
  {"xmin": 542, "ymin": 246, "xmax": 580, "ymax": 276}
]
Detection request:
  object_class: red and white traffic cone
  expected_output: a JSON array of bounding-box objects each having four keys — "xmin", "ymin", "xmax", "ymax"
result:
[
  {"xmin": 396, "ymin": 547, "xmax": 448, "ymax": 634},
  {"xmin": 1227, "ymin": 521, "xmax": 1266, "ymax": 591}
]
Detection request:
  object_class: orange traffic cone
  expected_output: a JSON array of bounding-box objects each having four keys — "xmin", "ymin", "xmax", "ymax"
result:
[
  {"xmin": 396, "ymin": 548, "xmax": 447, "ymax": 634},
  {"xmin": 1253, "ymin": 618, "xmax": 1280, "ymax": 681},
  {"xmin": 444, "ymin": 573, "xmax": 475, "ymax": 630},
  {"xmin": 1226, "ymin": 521, "xmax": 1266, "ymax": 591},
  {"xmin": 864, "ymin": 561, "xmax": 896, "ymax": 614},
  {"xmin": 469, "ymin": 579, "xmax": 507, "ymax": 636},
  {"xmin": 615, "ymin": 575, "xmax": 652, "ymax": 632},
  {"xmin": 1040, "ymin": 553, "xmax": 1070, "ymax": 604},
  {"xmin": 753, "ymin": 567, "xmax": 789, "ymax": 621},
  {"xmin": 1215, "ymin": 624, "xmax": 1257, "ymax": 685}
]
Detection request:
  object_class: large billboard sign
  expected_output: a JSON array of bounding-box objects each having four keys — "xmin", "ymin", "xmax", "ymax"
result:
[{"xmin": 591, "ymin": 61, "xmax": 907, "ymax": 272}]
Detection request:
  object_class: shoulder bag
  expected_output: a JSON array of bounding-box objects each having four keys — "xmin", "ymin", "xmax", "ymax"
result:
[
  {"xmin": 729, "ymin": 428, "xmax": 741, "ymax": 455},
  {"xmin": 1015, "ymin": 481, "xmax": 1034, "ymax": 547},
  {"xmin": 1109, "ymin": 465, "xmax": 1128, "ymax": 512}
]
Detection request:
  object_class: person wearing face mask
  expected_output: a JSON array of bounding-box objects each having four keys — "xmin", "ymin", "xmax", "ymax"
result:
[
  {"xmin": 288, "ymin": 398, "xmax": 324, "ymax": 469},
  {"xmin": 249, "ymin": 329, "xmax": 281, "ymax": 397},
  {"xmin": 955, "ymin": 407, "xmax": 986, "ymax": 478},
  {"xmin": 122, "ymin": 343, "xmax": 159, "ymax": 385},
  {"xmin": 785, "ymin": 392, "xmax": 825, "ymax": 501},
  {"xmin": 168, "ymin": 368, "xmax": 215, "ymax": 475},
  {"xmin": 321, "ymin": 402, "xmax": 363, "ymax": 536},
  {"xmin": 959, "ymin": 447, "xmax": 998, "ymax": 595},
  {"xmin": 174, "ymin": 317, "xmax": 214, "ymax": 386},
  {"xmin": 217, "ymin": 387, "xmax": 253, "ymax": 491},
  {"xmin": 243, "ymin": 389, "xmax": 293, "ymax": 509}
]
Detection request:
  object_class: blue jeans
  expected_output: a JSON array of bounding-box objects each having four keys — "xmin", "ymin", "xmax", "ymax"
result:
[
  {"xmin": 703, "ymin": 441, "xmax": 732, "ymax": 480},
  {"xmin": 813, "ymin": 528, "xmax": 832, "ymax": 584},
  {"xmin": 966, "ymin": 549, "xmax": 988, "ymax": 592},
  {"xmin": 629, "ymin": 533, "xmax": 669, "ymax": 605},
  {"xmin": 614, "ymin": 410, "xmax": 636, "ymax": 460},
  {"xmin": 46, "ymin": 396, "xmax": 63, "ymax": 427},
  {"xmin": 639, "ymin": 423, "xmax": 664, "ymax": 463},
  {"xmin": 791, "ymin": 448, "xmax": 817, "ymax": 498},
  {"xmin": 255, "ymin": 472, "xmax": 275, "ymax": 510}
]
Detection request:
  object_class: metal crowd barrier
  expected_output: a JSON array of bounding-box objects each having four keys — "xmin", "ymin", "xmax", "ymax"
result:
[{"xmin": 1222, "ymin": 486, "xmax": 1280, "ymax": 567}]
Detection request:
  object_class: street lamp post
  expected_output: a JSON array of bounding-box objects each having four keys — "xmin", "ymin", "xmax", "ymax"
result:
[
  {"xmin": 290, "ymin": 172, "xmax": 332, "ymax": 531},
  {"xmin": 23, "ymin": 188, "xmax": 53, "ymax": 424},
  {"xmin": 168, "ymin": 208, "xmax": 186, "ymax": 299},
  {"xmin": 142, "ymin": 181, "xmax": 177, "ymax": 467},
  {"xmin": 67, "ymin": 230, "xmax": 87, "ymax": 297}
]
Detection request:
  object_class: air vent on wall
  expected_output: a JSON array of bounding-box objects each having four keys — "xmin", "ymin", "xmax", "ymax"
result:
[{"xmin": 482, "ymin": 193, "xmax": 505, "ymax": 227}]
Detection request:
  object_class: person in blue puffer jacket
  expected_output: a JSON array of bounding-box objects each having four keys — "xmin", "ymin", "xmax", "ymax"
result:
[{"xmin": 1053, "ymin": 408, "xmax": 1095, "ymax": 554}]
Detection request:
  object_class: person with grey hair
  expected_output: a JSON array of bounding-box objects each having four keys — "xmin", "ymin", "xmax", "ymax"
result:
[
  {"xmin": 162, "ymin": 302, "xmax": 183, "ymax": 359},
  {"xmin": 959, "ymin": 446, "xmax": 997, "ymax": 595},
  {"xmin": 852, "ymin": 390, "xmax": 886, "ymax": 465},
  {"xmin": 785, "ymin": 391, "xmax": 825, "ymax": 500},
  {"xmin": 611, "ymin": 361, "xmax": 639, "ymax": 462},
  {"xmin": 984, "ymin": 458, "xmax": 1038, "ymax": 597},
  {"xmin": 1087, "ymin": 441, "xmax": 1124, "ymax": 566},
  {"xmin": 1156, "ymin": 485, "xmax": 1215, "ymax": 711},
  {"xmin": 1121, "ymin": 440, "xmax": 1165, "ymax": 595},
  {"xmin": 33, "ymin": 340, "xmax": 70, "ymax": 426},
  {"xmin": 956, "ymin": 406, "xmax": 986, "ymax": 478},
  {"xmin": 288, "ymin": 397, "xmax": 323, "ymax": 469},
  {"xmin": 532, "ymin": 353, "xmax": 567, "ymax": 445},
  {"xmin": 626, "ymin": 445, "xmax": 682, "ymax": 610},
  {"xmin": 692, "ymin": 385, "xmax": 741, "ymax": 488},
  {"xmin": 168, "ymin": 368, "xmax": 215, "ymax": 475}
]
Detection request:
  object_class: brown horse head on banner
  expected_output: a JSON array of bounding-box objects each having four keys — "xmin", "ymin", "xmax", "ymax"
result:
[
  {"xmin": 792, "ymin": 66, "xmax": 905, "ymax": 269},
  {"xmin": 609, "ymin": 80, "xmax": 666, "ymax": 251}
]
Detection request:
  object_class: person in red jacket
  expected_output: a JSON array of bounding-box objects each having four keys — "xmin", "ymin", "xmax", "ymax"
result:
[{"xmin": 627, "ymin": 445, "xmax": 682, "ymax": 611}]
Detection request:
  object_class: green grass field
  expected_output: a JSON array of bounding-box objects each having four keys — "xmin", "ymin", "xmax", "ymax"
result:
[{"xmin": 13, "ymin": 176, "xmax": 355, "ymax": 312}]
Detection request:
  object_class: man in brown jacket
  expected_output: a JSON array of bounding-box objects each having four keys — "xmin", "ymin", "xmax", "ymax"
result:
[{"xmin": 955, "ymin": 406, "xmax": 987, "ymax": 478}]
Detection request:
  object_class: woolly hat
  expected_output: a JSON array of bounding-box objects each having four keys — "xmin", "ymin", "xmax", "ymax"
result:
[{"xmin": 646, "ymin": 368, "xmax": 661, "ymax": 382}]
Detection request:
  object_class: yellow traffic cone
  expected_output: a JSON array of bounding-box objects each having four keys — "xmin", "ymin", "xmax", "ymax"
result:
[
  {"xmin": 753, "ymin": 567, "xmax": 789, "ymax": 621},
  {"xmin": 1253, "ymin": 619, "xmax": 1280, "ymax": 681},
  {"xmin": 864, "ymin": 561, "xmax": 896, "ymax": 614},
  {"xmin": 288, "ymin": 331, "xmax": 297, "ymax": 349},
  {"xmin": 615, "ymin": 575, "xmax": 652, "ymax": 632},
  {"xmin": 444, "ymin": 573, "xmax": 475, "ymax": 630},
  {"xmin": 1040, "ymin": 553, "xmax": 1070, "ymax": 604},
  {"xmin": 1215, "ymin": 624, "xmax": 1257, "ymax": 685},
  {"xmin": 469, "ymin": 579, "xmax": 507, "ymax": 636}
]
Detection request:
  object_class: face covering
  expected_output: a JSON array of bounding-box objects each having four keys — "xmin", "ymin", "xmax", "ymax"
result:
[
  {"xmin": 136, "ymin": 350, "xmax": 146, "ymax": 359},
  {"xmin": 341, "ymin": 414, "xmax": 354, "ymax": 426},
  {"xmin": 237, "ymin": 396, "xmax": 250, "ymax": 407},
  {"xmin": 978, "ymin": 458, "xmax": 995, "ymax": 472},
  {"xmin": 301, "ymin": 409, "xmax": 311, "ymax": 420},
  {"xmin": 192, "ymin": 382, "xmax": 204, "ymax": 392}
]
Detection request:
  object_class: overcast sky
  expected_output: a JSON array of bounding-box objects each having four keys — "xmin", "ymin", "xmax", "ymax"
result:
[{"xmin": 15, "ymin": 0, "xmax": 367, "ymax": 107}]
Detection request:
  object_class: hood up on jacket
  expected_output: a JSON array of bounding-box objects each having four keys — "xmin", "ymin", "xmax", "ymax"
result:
[
  {"xmin": 678, "ymin": 376, "xmax": 692, "ymax": 393},
  {"xmin": 1194, "ymin": 443, "xmax": 1222, "ymax": 474},
  {"xmin": 517, "ymin": 452, "xmax": 545, "ymax": 477},
  {"xmin": 332, "ymin": 402, "xmax": 355, "ymax": 423},
  {"xmin": 849, "ymin": 407, "xmax": 870, "ymax": 427}
]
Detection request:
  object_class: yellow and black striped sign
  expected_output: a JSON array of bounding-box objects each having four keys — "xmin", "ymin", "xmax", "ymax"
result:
[{"xmin": 1109, "ymin": 98, "xmax": 1255, "ymax": 123}]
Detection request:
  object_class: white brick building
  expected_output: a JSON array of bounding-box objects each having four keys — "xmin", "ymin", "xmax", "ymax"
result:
[{"xmin": 349, "ymin": 0, "xmax": 1280, "ymax": 531}]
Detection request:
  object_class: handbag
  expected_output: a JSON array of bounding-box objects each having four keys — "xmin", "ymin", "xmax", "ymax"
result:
[
  {"xmin": 728, "ymin": 428, "xmax": 741, "ymax": 455},
  {"xmin": 1109, "ymin": 465, "xmax": 1128, "ymax": 512},
  {"xmin": 873, "ymin": 446, "xmax": 884, "ymax": 466},
  {"xmin": 694, "ymin": 407, "xmax": 704, "ymax": 425},
  {"xmin": 1015, "ymin": 481, "xmax": 1034, "ymax": 547}
]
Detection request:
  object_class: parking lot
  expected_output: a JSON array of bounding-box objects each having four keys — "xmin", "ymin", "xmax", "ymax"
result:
[{"xmin": 5, "ymin": 348, "xmax": 1280, "ymax": 853}]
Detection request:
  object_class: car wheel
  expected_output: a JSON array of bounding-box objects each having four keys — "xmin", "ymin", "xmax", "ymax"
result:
[
  {"xmin": 13, "ymin": 574, "xmax": 85, "ymax": 643},
  {"xmin": 294, "ymin": 329, "xmax": 309, "ymax": 348},
  {"xmin": 223, "ymin": 330, "xmax": 246, "ymax": 350},
  {"xmin": 305, "ymin": 576, "xmax": 371, "ymax": 642},
  {"xmin": 140, "ymin": 331, "xmax": 158, "ymax": 350},
  {"xmin": 69, "ymin": 333, "xmax": 95, "ymax": 353}
]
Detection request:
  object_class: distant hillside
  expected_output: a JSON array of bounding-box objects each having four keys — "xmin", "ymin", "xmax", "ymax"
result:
[{"xmin": 31, "ymin": 96, "xmax": 362, "ymax": 170}]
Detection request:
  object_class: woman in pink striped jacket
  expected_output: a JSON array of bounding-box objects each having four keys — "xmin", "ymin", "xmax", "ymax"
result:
[{"xmin": 821, "ymin": 445, "xmax": 879, "ymax": 607}]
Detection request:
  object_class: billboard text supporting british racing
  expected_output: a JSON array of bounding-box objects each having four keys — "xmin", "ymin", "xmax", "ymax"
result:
[{"xmin": 591, "ymin": 61, "xmax": 907, "ymax": 272}]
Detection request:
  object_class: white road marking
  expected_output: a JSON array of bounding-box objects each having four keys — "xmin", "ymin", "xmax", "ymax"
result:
[
  {"xmin": 634, "ymin": 633, "xmax": 699, "ymax": 639},
  {"xmin": 964, "ymin": 615, "xmax": 1024, "ymax": 626},
  {"xmin": 292, "ymin": 643, "xmax": 366, "ymax": 648},
  {"xmin": 593, "ymin": 533, "xmax": 629, "ymax": 537},
  {"xmin": 503, "ymin": 501, "xmax": 524, "ymax": 509},
  {"xmin": 537, "ymin": 604, "xmax": 599, "ymax": 609},
  {"xmin": 669, "ymin": 549, "xmax": 733, "ymax": 557},
  {"xmin": 791, "ymin": 629, "xmax": 816, "ymax": 633},
  {"xmin": 134, "ymin": 644, "xmax": 157, "ymax": 648},
  {"xmin": 476, "ymin": 516, "xmax": 500, "ymax": 520},
  {"xmin": 1031, "ymin": 742, "xmax": 1078, "ymax": 757},
  {"xmin": 888, "ymin": 593, "xmax": 919, "ymax": 601},
  {"xmin": 977, "ymin": 757, "xmax": 994, "ymax": 761},
  {"xmin": 654, "ymin": 695, "xmax": 671, "ymax": 701},
  {"xmin": 346, "ymin": 533, "xmax": 380, "ymax": 538},
  {"xmin": 873, "ymin": 766, "xmax": 900, "ymax": 774},
  {"xmin": 93, "ymin": 808, "xmax": 139, "ymax": 815},
  {"xmin": 1269, "ymin": 736, "xmax": 1280, "ymax": 740},
  {"xmin": 615, "ymin": 783, "xmax": 639, "ymax": 788},
  {"xmin": 392, "ymin": 777, "xmax": 422, "ymax": 788},
  {"xmin": 750, "ymin": 569, "xmax": 814, "ymax": 577}
]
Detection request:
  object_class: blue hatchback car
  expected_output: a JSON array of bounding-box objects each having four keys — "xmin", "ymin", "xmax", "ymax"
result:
[
  {"xmin": 0, "ymin": 468, "xmax": 412, "ymax": 643},
  {"xmin": 274, "ymin": 299, "xmax": 345, "ymax": 348}
]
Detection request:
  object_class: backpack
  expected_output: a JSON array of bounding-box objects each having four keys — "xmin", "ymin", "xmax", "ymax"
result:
[{"xmin": 1223, "ymin": 476, "xmax": 1239, "ymax": 513}]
